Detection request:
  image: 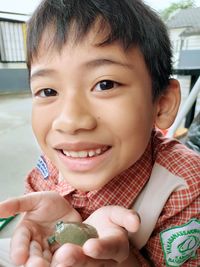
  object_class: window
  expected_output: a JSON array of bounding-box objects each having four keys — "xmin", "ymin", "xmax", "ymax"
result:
[{"xmin": 0, "ymin": 21, "xmax": 26, "ymax": 62}]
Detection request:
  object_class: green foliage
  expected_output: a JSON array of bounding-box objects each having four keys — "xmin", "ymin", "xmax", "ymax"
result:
[{"xmin": 160, "ymin": 0, "xmax": 195, "ymax": 21}]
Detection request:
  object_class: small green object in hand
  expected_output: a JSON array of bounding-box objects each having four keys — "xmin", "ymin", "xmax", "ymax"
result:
[
  {"xmin": 0, "ymin": 215, "xmax": 16, "ymax": 231},
  {"xmin": 48, "ymin": 221, "xmax": 98, "ymax": 246}
]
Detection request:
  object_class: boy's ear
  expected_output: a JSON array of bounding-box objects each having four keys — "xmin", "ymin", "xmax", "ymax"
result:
[{"xmin": 155, "ymin": 79, "xmax": 181, "ymax": 130}]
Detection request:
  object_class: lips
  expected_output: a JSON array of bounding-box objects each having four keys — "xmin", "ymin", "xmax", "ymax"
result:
[
  {"xmin": 54, "ymin": 142, "xmax": 110, "ymax": 158},
  {"xmin": 54, "ymin": 143, "xmax": 111, "ymax": 172},
  {"xmin": 62, "ymin": 146, "xmax": 108, "ymax": 158}
]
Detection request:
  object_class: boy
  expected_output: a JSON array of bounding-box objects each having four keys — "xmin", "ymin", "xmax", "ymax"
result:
[{"xmin": 0, "ymin": 0, "xmax": 199, "ymax": 266}]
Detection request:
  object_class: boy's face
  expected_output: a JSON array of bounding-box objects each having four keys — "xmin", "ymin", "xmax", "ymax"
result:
[{"xmin": 30, "ymin": 29, "xmax": 159, "ymax": 192}]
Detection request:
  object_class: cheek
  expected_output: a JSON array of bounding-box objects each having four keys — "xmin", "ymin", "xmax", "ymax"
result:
[
  {"xmin": 31, "ymin": 107, "xmax": 48, "ymax": 144},
  {"xmin": 117, "ymin": 117, "xmax": 153, "ymax": 170},
  {"xmin": 119, "ymin": 113, "xmax": 152, "ymax": 157},
  {"xmin": 104, "ymin": 98, "xmax": 155, "ymax": 166},
  {"xmin": 104, "ymin": 97, "xmax": 154, "ymax": 140}
]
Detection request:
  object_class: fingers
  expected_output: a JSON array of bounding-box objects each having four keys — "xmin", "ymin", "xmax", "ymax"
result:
[
  {"xmin": 83, "ymin": 235, "xmax": 129, "ymax": 263},
  {"xmin": 51, "ymin": 243, "xmax": 85, "ymax": 266},
  {"xmin": 10, "ymin": 225, "xmax": 32, "ymax": 265},
  {"xmin": 24, "ymin": 241, "xmax": 51, "ymax": 267},
  {"xmin": 0, "ymin": 192, "xmax": 43, "ymax": 217},
  {"xmin": 0, "ymin": 191, "xmax": 82, "ymax": 222},
  {"xmin": 11, "ymin": 227, "xmax": 52, "ymax": 267},
  {"xmin": 82, "ymin": 206, "xmax": 141, "ymax": 263},
  {"xmin": 10, "ymin": 220, "xmax": 49, "ymax": 265},
  {"xmin": 51, "ymin": 243, "xmax": 116, "ymax": 267},
  {"xmin": 109, "ymin": 206, "xmax": 140, "ymax": 233},
  {"xmin": 29, "ymin": 240, "xmax": 51, "ymax": 259},
  {"xmin": 85, "ymin": 206, "xmax": 140, "ymax": 233}
]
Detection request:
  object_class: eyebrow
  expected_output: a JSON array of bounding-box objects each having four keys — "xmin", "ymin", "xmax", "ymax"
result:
[
  {"xmin": 84, "ymin": 58, "xmax": 133, "ymax": 69},
  {"xmin": 30, "ymin": 69, "xmax": 55, "ymax": 81},
  {"xmin": 30, "ymin": 58, "xmax": 133, "ymax": 81}
]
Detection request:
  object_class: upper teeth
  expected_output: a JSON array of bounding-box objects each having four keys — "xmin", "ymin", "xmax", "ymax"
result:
[{"xmin": 63, "ymin": 148, "xmax": 105, "ymax": 158}]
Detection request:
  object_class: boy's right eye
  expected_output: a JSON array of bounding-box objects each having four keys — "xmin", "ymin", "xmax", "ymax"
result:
[{"xmin": 35, "ymin": 88, "xmax": 58, "ymax": 98}]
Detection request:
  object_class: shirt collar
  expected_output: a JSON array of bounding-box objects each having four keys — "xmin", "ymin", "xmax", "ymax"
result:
[{"xmin": 55, "ymin": 132, "xmax": 155, "ymax": 218}]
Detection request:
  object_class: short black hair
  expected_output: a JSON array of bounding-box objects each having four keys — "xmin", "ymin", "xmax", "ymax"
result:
[{"xmin": 27, "ymin": 0, "xmax": 172, "ymax": 99}]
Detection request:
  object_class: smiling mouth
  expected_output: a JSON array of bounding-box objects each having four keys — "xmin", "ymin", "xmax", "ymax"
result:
[{"xmin": 60, "ymin": 146, "xmax": 110, "ymax": 159}]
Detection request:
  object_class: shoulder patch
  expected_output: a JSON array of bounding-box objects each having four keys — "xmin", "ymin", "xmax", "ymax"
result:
[
  {"xmin": 160, "ymin": 218, "xmax": 200, "ymax": 266},
  {"xmin": 36, "ymin": 156, "xmax": 49, "ymax": 179}
]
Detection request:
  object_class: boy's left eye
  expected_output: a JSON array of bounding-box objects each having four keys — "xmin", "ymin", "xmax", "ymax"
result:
[
  {"xmin": 94, "ymin": 80, "xmax": 120, "ymax": 91},
  {"xmin": 36, "ymin": 88, "xmax": 58, "ymax": 98}
]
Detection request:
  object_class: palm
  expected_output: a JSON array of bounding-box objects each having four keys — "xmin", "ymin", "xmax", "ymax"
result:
[
  {"xmin": 19, "ymin": 191, "xmax": 81, "ymax": 239},
  {"xmin": 48, "ymin": 206, "xmax": 141, "ymax": 267},
  {"xmin": 0, "ymin": 191, "xmax": 81, "ymax": 266}
]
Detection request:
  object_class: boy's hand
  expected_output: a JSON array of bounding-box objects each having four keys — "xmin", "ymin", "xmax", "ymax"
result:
[
  {"xmin": 0, "ymin": 191, "xmax": 81, "ymax": 266},
  {"xmin": 0, "ymin": 195, "xmax": 140, "ymax": 267},
  {"xmin": 51, "ymin": 206, "xmax": 140, "ymax": 267}
]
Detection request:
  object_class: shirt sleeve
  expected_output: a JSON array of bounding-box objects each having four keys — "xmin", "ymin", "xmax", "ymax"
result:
[
  {"xmin": 144, "ymin": 187, "xmax": 200, "ymax": 266},
  {"xmin": 142, "ymin": 138, "xmax": 200, "ymax": 266}
]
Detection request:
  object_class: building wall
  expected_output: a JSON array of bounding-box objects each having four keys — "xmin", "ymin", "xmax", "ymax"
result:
[
  {"xmin": 0, "ymin": 68, "xmax": 29, "ymax": 93},
  {"xmin": 0, "ymin": 21, "xmax": 26, "ymax": 62},
  {"xmin": 169, "ymin": 28, "xmax": 200, "ymax": 123},
  {"xmin": 183, "ymin": 35, "xmax": 200, "ymax": 50},
  {"xmin": 0, "ymin": 19, "xmax": 28, "ymax": 93},
  {"xmin": 169, "ymin": 28, "xmax": 200, "ymax": 68}
]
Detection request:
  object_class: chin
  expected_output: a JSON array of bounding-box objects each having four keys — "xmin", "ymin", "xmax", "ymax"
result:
[{"xmin": 73, "ymin": 180, "xmax": 106, "ymax": 192}]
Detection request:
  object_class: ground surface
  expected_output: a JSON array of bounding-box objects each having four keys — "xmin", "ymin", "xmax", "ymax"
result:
[{"xmin": 0, "ymin": 93, "xmax": 39, "ymax": 238}]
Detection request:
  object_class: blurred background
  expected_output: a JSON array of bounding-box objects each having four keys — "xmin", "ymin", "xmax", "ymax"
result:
[{"xmin": 0, "ymin": 0, "xmax": 199, "ymax": 236}]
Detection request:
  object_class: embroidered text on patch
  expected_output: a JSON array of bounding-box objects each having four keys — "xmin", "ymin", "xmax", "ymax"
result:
[
  {"xmin": 36, "ymin": 156, "xmax": 49, "ymax": 179},
  {"xmin": 160, "ymin": 219, "xmax": 200, "ymax": 266}
]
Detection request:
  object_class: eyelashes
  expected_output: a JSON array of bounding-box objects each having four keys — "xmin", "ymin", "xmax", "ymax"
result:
[
  {"xmin": 94, "ymin": 80, "xmax": 120, "ymax": 91},
  {"xmin": 33, "ymin": 79, "xmax": 121, "ymax": 98},
  {"xmin": 34, "ymin": 88, "xmax": 57, "ymax": 98}
]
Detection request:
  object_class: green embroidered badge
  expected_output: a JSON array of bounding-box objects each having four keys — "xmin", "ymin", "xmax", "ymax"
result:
[{"xmin": 160, "ymin": 218, "xmax": 200, "ymax": 267}]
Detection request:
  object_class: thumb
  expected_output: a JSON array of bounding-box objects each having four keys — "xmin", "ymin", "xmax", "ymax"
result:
[
  {"xmin": 0, "ymin": 191, "xmax": 57, "ymax": 217},
  {"xmin": 85, "ymin": 206, "xmax": 141, "ymax": 233},
  {"xmin": 108, "ymin": 206, "xmax": 141, "ymax": 233}
]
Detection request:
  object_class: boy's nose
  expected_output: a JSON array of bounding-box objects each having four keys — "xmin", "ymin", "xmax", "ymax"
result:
[{"xmin": 52, "ymin": 96, "xmax": 97, "ymax": 134}]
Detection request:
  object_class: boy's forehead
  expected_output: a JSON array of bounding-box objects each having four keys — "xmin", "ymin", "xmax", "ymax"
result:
[
  {"xmin": 31, "ymin": 39, "xmax": 130, "ymax": 72},
  {"xmin": 30, "ymin": 20, "xmax": 145, "ymax": 75},
  {"xmin": 30, "ymin": 41, "xmax": 148, "ymax": 84},
  {"xmin": 33, "ymin": 19, "xmax": 111, "ymax": 61}
]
